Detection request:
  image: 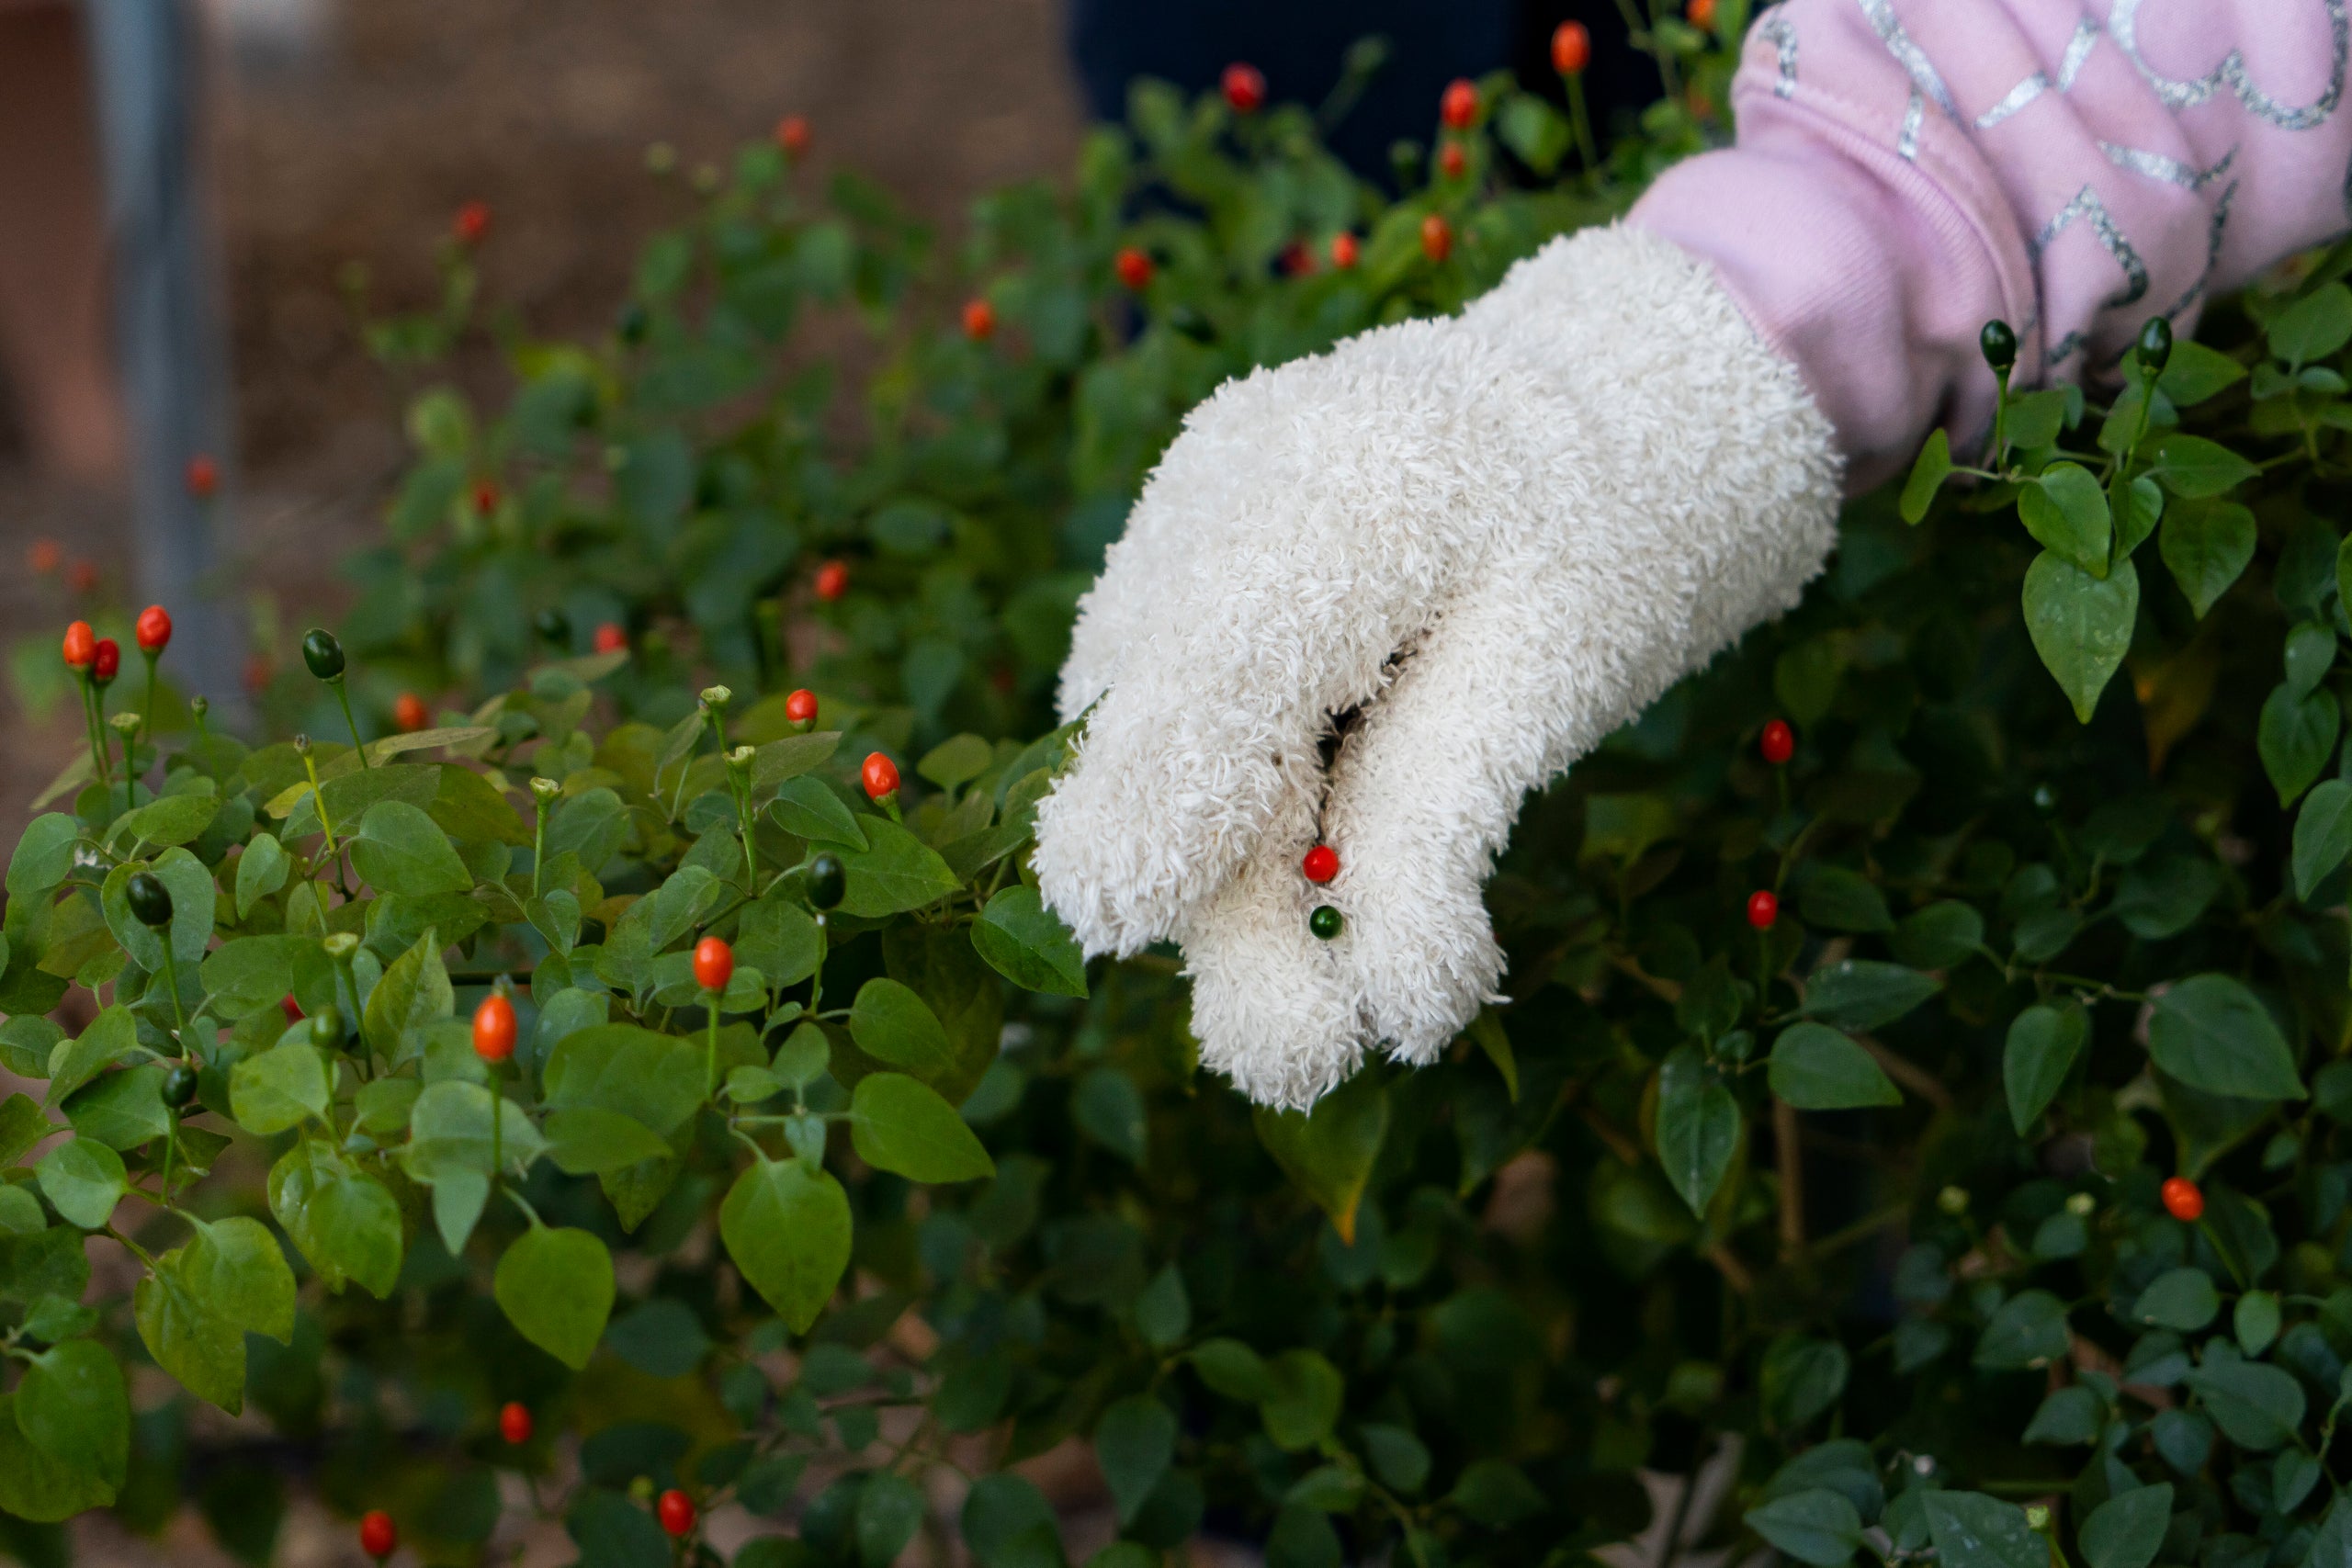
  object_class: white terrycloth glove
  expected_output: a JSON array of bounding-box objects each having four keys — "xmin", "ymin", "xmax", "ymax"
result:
[{"xmin": 1032, "ymin": 226, "xmax": 1843, "ymax": 1110}]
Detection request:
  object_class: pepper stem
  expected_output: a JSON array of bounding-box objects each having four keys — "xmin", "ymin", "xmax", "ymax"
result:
[
  {"xmin": 1565, "ymin": 74, "xmax": 1600, "ymax": 180},
  {"xmin": 140, "ymin": 649, "xmax": 159, "ymax": 748},
  {"xmin": 705, "ymin": 991, "xmax": 720, "ymax": 1100},
  {"xmin": 301, "ymin": 750, "xmax": 339, "ymax": 859},
  {"xmin": 82, "ymin": 677, "xmax": 111, "ymax": 791},
  {"xmin": 332, "ymin": 678, "xmax": 371, "ymax": 766},
  {"xmin": 157, "ymin": 941, "xmax": 190, "ymax": 1038}
]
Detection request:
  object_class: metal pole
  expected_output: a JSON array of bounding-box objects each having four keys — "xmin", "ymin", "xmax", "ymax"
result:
[{"xmin": 84, "ymin": 0, "xmax": 243, "ymax": 722}]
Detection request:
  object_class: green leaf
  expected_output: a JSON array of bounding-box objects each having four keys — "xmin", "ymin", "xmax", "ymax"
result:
[
  {"xmin": 362, "ymin": 927, "xmax": 452, "ymax": 1059},
  {"xmin": 2148, "ymin": 975, "xmax": 2302, "ymax": 1100},
  {"xmin": 35, "ymin": 1139, "xmax": 125, "ymax": 1231},
  {"xmin": 1096, "ymin": 1394, "xmax": 1178, "ymax": 1526},
  {"xmin": 0, "ymin": 1227, "xmax": 89, "ymax": 1306},
  {"xmin": 971, "ymin": 886, "xmax": 1088, "ymax": 997},
  {"xmin": 857, "ymin": 1471, "xmax": 926, "ymax": 1568},
  {"xmin": 16, "ymin": 1338, "xmax": 128, "ymax": 1489},
  {"xmin": 2159, "ymin": 502, "xmax": 2255, "ymax": 617},
  {"xmin": 849, "ymin": 1073, "xmax": 996, "ymax": 1182},
  {"xmin": 2006, "ymin": 388, "xmax": 2070, "ymax": 450},
  {"xmin": 773, "ymin": 1022, "xmax": 831, "ymax": 1092},
  {"xmin": 1495, "ymin": 92, "xmax": 1569, "ymax": 174},
  {"xmin": 1449, "ymin": 1459, "xmax": 1545, "ymax": 1528},
  {"xmin": 603, "ymin": 1298, "xmax": 711, "ymax": 1378},
  {"xmin": 1261, "ymin": 1348, "xmax": 1343, "ymax": 1451},
  {"xmin": 1923, "ymin": 1493, "xmax": 2043, "ymax": 1568},
  {"xmin": 492, "ymin": 1225, "xmax": 615, "ymax": 1370},
  {"xmin": 1252, "ymin": 1070, "xmax": 1388, "ymax": 1244},
  {"xmin": 233, "ymin": 831, "xmax": 289, "ymax": 919},
  {"xmin": 1760, "ymin": 1335, "xmax": 1848, "ymax": 1428},
  {"xmin": 543, "ymin": 1107, "xmax": 673, "ymax": 1175},
  {"xmin": 766, "ymin": 775, "xmax": 866, "ymax": 850},
  {"xmin": 2308, "ymin": 1490, "xmax": 2352, "ymax": 1568},
  {"xmin": 6, "ymin": 815, "xmax": 78, "ymax": 900},
  {"xmin": 2022, "ymin": 1385, "xmax": 2105, "ymax": 1445},
  {"xmin": 750, "ymin": 730, "xmax": 842, "ymax": 789},
  {"xmin": 229, "ymin": 1043, "xmax": 332, "ymax": 1137},
  {"xmin": 2267, "ymin": 282, "xmax": 2352, "ymax": 365},
  {"xmin": 2114, "ymin": 473, "xmax": 2164, "ymax": 558},
  {"xmin": 62, "ymin": 1067, "xmax": 169, "ymax": 1151},
  {"xmin": 348, "ymin": 800, "xmax": 473, "ymax": 897},
  {"xmin": 2110, "ymin": 854, "xmax": 2222, "ymax": 941},
  {"xmin": 2081, "ymin": 1484, "xmax": 2173, "ymax": 1568},
  {"xmin": 401, "ymin": 1080, "xmax": 548, "ymax": 1181},
  {"xmin": 1973, "ymin": 1289, "xmax": 2070, "ymax": 1369},
  {"xmin": 267, "ymin": 1139, "xmax": 402, "ymax": 1298},
  {"xmin": 1899, "ymin": 428, "xmax": 1951, "ymax": 525},
  {"xmin": 737, "ymin": 897, "xmax": 822, "ymax": 989},
  {"xmin": 918, "ymin": 734, "xmax": 995, "ymax": 790},
  {"xmin": 45, "ymin": 1006, "xmax": 136, "ymax": 1108},
  {"xmin": 100, "ymin": 849, "xmax": 214, "ymax": 970},
  {"xmin": 1656, "ymin": 1045, "xmax": 1737, "ymax": 1217},
  {"xmin": 2157, "ymin": 340, "xmax": 2245, "ymax": 404},
  {"xmin": 0, "ymin": 1094, "xmax": 50, "ymax": 1167},
  {"xmin": 1746, "ymin": 1488, "xmax": 1862, "ymax": 1567},
  {"xmin": 2259, "ymin": 682, "xmax": 2340, "ymax": 805},
  {"xmin": 1770, "ymin": 1024, "xmax": 1899, "ymax": 1111},
  {"xmin": 2184, "ymin": 1355, "xmax": 2304, "ymax": 1450},
  {"xmin": 1797, "ymin": 867, "xmax": 1892, "ymax": 933},
  {"xmin": 2148, "ymin": 433, "xmax": 2258, "ymax": 498},
  {"xmin": 0, "ymin": 1391, "xmax": 115, "ymax": 1520},
  {"xmin": 199, "ymin": 935, "xmax": 311, "ymax": 1019},
  {"xmin": 2023, "ymin": 552, "xmax": 2138, "ymax": 722},
  {"xmin": 1134, "ymin": 1264, "xmax": 1190, "ymax": 1350},
  {"xmin": 2236, "ymin": 1289, "xmax": 2282, "ymax": 1355},
  {"xmin": 848, "ymin": 978, "xmax": 956, "ymax": 1082},
  {"xmin": 135, "ymin": 1216, "xmax": 295, "ymax": 1412},
  {"xmin": 1802, "ymin": 960, "xmax": 1940, "ymax": 1031},
  {"xmin": 109, "ymin": 793, "xmax": 219, "ymax": 852},
  {"xmin": 837, "ymin": 817, "xmax": 960, "ymax": 916},
  {"xmin": 2286, "ymin": 619, "xmax": 2339, "ymax": 697},
  {"xmin": 2133, "ymin": 1266, "xmax": 2221, "ymax": 1330},
  {"xmin": 2004, "ymin": 1004, "xmax": 2088, "ymax": 1134},
  {"xmin": 2018, "ymin": 463, "xmax": 2111, "ymax": 574},
  {"xmin": 720, "ymin": 1156, "xmax": 851, "ymax": 1333},
  {"xmin": 542, "ymin": 1024, "xmax": 706, "ymax": 1136},
  {"xmin": 1073, "ymin": 1066, "xmax": 1148, "ymax": 1163},
  {"xmin": 2294, "ymin": 781, "xmax": 2352, "ymax": 902},
  {"xmin": 1190, "ymin": 1338, "xmax": 1272, "ymax": 1402}
]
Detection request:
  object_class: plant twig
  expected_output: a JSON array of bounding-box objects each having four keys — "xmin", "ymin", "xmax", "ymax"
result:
[{"xmin": 1774, "ymin": 1098, "xmax": 1804, "ymax": 1258}]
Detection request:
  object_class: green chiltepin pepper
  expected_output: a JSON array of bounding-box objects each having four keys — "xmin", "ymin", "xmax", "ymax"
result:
[
  {"xmin": 301, "ymin": 627, "xmax": 345, "ymax": 682},
  {"xmin": 302, "ymin": 628, "xmax": 372, "ymax": 764},
  {"xmin": 126, "ymin": 871, "xmax": 174, "ymax": 928},
  {"xmin": 310, "ymin": 1006, "xmax": 344, "ymax": 1045},
  {"xmin": 1978, "ymin": 319, "xmax": 2017, "ymax": 373},
  {"xmin": 2136, "ymin": 316, "xmax": 2173, "ymax": 374},
  {"xmin": 1309, "ymin": 905, "xmax": 1343, "ymax": 941},
  {"xmin": 161, "ymin": 1063, "xmax": 199, "ymax": 1109},
  {"xmin": 807, "ymin": 853, "xmax": 847, "ymax": 912}
]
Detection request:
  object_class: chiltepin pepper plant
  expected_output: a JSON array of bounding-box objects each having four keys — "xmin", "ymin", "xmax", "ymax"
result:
[{"xmin": 4, "ymin": 27, "xmax": 2352, "ymax": 1568}]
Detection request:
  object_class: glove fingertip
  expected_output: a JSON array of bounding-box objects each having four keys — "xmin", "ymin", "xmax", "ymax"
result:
[{"xmin": 1178, "ymin": 843, "xmax": 1365, "ymax": 1114}]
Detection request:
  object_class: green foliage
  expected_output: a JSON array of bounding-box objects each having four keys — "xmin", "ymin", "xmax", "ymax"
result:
[{"xmin": 3, "ymin": 43, "xmax": 2352, "ymax": 1568}]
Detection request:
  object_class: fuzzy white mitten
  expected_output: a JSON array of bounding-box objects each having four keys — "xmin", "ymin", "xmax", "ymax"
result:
[{"xmin": 1032, "ymin": 225, "xmax": 1843, "ymax": 1109}]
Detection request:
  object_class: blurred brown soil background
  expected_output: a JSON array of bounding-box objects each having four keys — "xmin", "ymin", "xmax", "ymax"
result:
[{"xmin": 0, "ymin": 0, "xmax": 1085, "ymax": 853}]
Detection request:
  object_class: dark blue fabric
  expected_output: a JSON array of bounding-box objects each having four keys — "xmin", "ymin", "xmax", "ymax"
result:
[
  {"xmin": 1068, "ymin": 0, "xmax": 1514, "ymax": 185},
  {"xmin": 1068, "ymin": 1, "xmax": 1662, "ymax": 187}
]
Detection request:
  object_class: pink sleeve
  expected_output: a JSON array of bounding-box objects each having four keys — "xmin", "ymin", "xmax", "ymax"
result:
[{"xmin": 1630, "ymin": 0, "xmax": 2352, "ymax": 491}]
